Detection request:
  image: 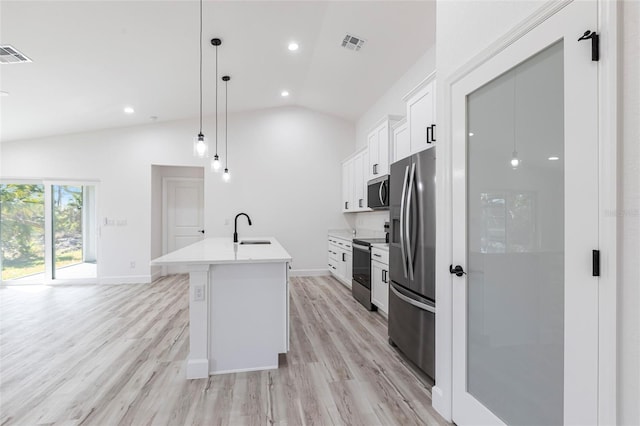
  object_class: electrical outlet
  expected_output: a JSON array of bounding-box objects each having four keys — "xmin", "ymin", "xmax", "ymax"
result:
[
  {"xmin": 130, "ymin": 261, "xmax": 136, "ymax": 269},
  {"xmin": 194, "ymin": 286, "xmax": 205, "ymax": 301}
]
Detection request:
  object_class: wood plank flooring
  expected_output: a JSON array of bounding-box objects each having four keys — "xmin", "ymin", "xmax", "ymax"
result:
[{"xmin": 0, "ymin": 275, "xmax": 449, "ymax": 425}]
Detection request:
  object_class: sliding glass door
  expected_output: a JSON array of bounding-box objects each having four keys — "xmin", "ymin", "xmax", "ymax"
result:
[
  {"xmin": 0, "ymin": 181, "xmax": 97, "ymax": 283},
  {"xmin": 0, "ymin": 184, "xmax": 46, "ymax": 281}
]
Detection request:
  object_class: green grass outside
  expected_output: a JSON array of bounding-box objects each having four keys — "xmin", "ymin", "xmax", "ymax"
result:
[{"xmin": 2, "ymin": 249, "xmax": 83, "ymax": 280}]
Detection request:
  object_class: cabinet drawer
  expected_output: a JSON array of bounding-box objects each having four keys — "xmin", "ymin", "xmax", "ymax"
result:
[{"xmin": 371, "ymin": 247, "xmax": 389, "ymax": 265}]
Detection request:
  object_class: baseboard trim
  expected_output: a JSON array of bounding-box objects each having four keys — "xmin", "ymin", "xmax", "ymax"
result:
[
  {"xmin": 186, "ymin": 359, "xmax": 209, "ymax": 379},
  {"xmin": 290, "ymin": 269, "xmax": 330, "ymax": 277},
  {"xmin": 99, "ymin": 275, "xmax": 152, "ymax": 285}
]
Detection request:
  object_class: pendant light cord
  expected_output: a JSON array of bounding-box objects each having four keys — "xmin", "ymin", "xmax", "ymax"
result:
[
  {"xmin": 225, "ymin": 79, "xmax": 228, "ymax": 168},
  {"xmin": 198, "ymin": 0, "xmax": 203, "ymax": 134},
  {"xmin": 513, "ymin": 69, "xmax": 517, "ymax": 153},
  {"xmin": 215, "ymin": 45, "xmax": 218, "ymax": 155}
]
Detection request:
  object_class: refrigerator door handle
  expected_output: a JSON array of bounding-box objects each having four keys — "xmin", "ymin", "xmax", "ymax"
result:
[
  {"xmin": 400, "ymin": 165, "xmax": 410, "ymax": 278},
  {"xmin": 390, "ymin": 283, "xmax": 435, "ymax": 313},
  {"xmin": 405, "ymin": 162, "xmax": 416, "ymax": 280}
]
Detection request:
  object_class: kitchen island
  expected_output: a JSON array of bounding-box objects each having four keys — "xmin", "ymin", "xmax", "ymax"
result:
[{"xmin": 151, "ymin": 237, "xmax": 292, "ymax": 379}]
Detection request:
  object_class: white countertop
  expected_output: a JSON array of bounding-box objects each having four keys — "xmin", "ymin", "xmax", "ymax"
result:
[
  {"xmin": 151, "ymin": 237, "xmax": 292, "ymax": 266},
  {"xmin": 371, "ymin": 243, "xmax": 389, "ymax": 251}
]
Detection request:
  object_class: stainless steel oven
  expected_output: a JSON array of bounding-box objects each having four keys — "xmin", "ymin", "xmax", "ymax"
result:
[{"xmin": 351, "ymin": 238, "xmax": 385, "ymax": 311}]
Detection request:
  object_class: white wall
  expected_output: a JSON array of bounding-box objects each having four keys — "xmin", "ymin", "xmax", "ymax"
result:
[
  {"xmin": 355, "ymin": 46, "xmax": 436, "ymax": 150},
  {"xmin": 435, "ymin": 0, "xmax": 640, "ymax": 424},
  {"xmin": 0, "ymin": 106, "xmax": 354, "ymax": 281}
]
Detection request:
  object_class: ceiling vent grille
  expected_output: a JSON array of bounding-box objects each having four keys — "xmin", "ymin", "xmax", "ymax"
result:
[
  {"xmin": 0, "ymin": 45, "xmax": 32, "ymax": 64},
  {"xmin": 341, "ymin": 34, "xmax": 365, "ymax": 52}
]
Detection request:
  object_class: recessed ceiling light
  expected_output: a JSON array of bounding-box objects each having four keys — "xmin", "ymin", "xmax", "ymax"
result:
[
  {"xmin": 0, "ymin": 91, "xmax": 9, "ymax": 97},
  {"xmin": 468, "ymin": 132, "xmax": 474, "ymax": 136},
  {"xmin": 124, "ymin": 106, "xmax": 135, "ymax": 114},
  {"xmin": 548, "ymin": 156, "xmax": 560, "ymax": 161},
  {"xmin": 288, "ymin": 42, "xmax": 299, "ymax": 51},
  {"xmin": 281, "ymin": 91, "xmax": 289, "ymax": 97}
]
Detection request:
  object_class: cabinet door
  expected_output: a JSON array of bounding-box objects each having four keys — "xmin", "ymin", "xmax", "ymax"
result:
[
  {"xmin": 393, "ymin": 121, "xmax": 410, "ymax": 162},
  {"xmin": 343, "ymin": 250, "xmax": 352, "ymax": 283},
  {"xmin": 367, "ymin": 131, "xmax": 379, "ymax": 181},
  {"xmin": 376, "ymin": 124, "xmax": 390, "ymax": 176},
  {"xmin": 407, "ymin": 81, "xmax": 435, "ymax": 155},
  {"xmin": 342, "ymin": 159, "xmax": 354, "ymax": 211},
  {"xmin": 354, "ymin": 152, "xmax": 365, "ymax": 210},
  {"xmin": 371, "ymin": 260, "xmax": 389, "ymax": 314}
]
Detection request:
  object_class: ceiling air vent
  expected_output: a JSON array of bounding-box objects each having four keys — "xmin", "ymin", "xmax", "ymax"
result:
[
  {"xmin": 341, "ymin": 34, "xmax": 365, "ymax": 52},
  {"xmin": 0, "ymin": 45, "xmax": 32, "ymax": 64}
]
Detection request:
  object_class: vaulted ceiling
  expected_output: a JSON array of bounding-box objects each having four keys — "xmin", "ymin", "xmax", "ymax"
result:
[{"xmin": 0, "ymin": 1, "xmax": 435, "ymax": 142}]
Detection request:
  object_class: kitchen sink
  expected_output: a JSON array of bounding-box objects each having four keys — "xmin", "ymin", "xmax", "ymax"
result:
[{"xmin": 239, "ymin": 240, "xmax": 271, "ymax": 245}]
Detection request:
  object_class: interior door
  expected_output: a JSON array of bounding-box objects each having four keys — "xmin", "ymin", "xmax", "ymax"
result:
[
  {"xmin": 165, "ymin": 178, "xmax": 204, "ymax": 274},
  {"xmin": 451, "ymin": 1, "xmax": 598, "ymax": 425}
]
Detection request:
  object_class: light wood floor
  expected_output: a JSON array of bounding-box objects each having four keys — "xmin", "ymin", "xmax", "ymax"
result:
[{"xmin": 0, "ymin": 275, "xmax": 448, "ymax": 425}]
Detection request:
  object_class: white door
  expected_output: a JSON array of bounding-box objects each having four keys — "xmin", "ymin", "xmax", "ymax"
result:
[
  {"xmin": 164, "ymin": 178, "xmax": 204, "ymax": 274},
  {"xmin": 451, "ymin": 1, "xmax": 598, "ymax": 425}
]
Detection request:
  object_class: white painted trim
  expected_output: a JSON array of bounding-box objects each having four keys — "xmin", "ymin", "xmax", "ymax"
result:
[
  {"xmin": 210, "ymin": 365, "xmax": 278, "ymax": 376},
  {"xmin": 186, "ymin": 359, "xmax": 209, "ymax": 379},
  {"xmin": 596, "ymin": 1, "xmax": 618, "ymax": 424},
  {"xmin": 434, "ymin": 0, "xmax": 618, "ymax": 423},
  {"xmin": 289, "ymin": 269, "xmax": 330, "ymax": 277},
  {"xmin": 370, "ymin": 114, "xmax": 404, "ymax": 130},
  {"xmin": 98, "ymin": 275, "xmax": 152, "ymax": 285},
  {"xmin": 402, "ymin": 70, "xmax": 437, "ymax": 102}
]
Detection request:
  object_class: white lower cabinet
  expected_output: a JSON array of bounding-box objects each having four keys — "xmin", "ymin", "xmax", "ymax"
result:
[
  {"xmin": 371, "ymin": 247, "xmax": 389, "ymax": 315},
  {"xmin": 327, "ymin": 236, "xmax": 352, "ymax": 287}
]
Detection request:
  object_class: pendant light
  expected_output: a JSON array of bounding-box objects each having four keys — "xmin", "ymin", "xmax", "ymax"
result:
[
  {"xmin": 193, "ymin": 0, "xmax": 208, "ymax": 158},
  {"xmin": 222, "ymin": 75, "xmax": 231, "ymax": 182},
  {"xmin": 211, "ymin": 38, "xmax": 222, "ymax": 171},
  {"xmin": 510, "ymin": 69, "xmax": 520, "ymax": 169}
]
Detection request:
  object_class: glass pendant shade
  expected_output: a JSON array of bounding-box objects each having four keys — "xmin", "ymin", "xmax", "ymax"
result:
[
  {"xmin": 211, "ymin": 155, "xmax": 221, "ymax": 172},
  {"xmin": 511, "ymin": 151, "xmax": 520, "ymax": 168},
  {"xmin": 222, "ymin": 168, "xmax": 230, "ymax": 182},
  {"xmin": 193, "ymin": 133, "xmax": 209, "ymax": 158}
]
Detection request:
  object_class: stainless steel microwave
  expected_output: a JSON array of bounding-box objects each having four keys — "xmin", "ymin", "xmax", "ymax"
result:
[{"xmin": 367, "ymin": 175, "xmax": 389, "ymax": 210}]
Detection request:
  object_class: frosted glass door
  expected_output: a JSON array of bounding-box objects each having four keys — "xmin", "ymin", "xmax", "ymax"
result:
[
  {"xmin": 466, "ymin": 42, "xmax": 564, "ymax": 426},
  {"xmin": 451, "ymin": 1, "xmax": 599, "ymax": 424}
]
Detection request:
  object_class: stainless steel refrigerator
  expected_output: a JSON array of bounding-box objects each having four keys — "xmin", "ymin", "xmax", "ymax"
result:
[{"xmin": 388, "ymin": 147, "xmax": 436, "ymax": 379}]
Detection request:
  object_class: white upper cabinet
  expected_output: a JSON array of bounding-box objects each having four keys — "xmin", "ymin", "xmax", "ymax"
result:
[
  {"xmin": 396, "ymin": 73, "xmax": 436, "ymax": 161},
  {"xmin": 392, "ymin": 118, "xmax": 409, "ymax": 163},
  {"xmin": 342, "ymin": 148, "xmax": 370, "ymax": 212},
  {"xmin": 342, "ymin": 158, "xmax": 354, "ymax": 212},
  {"xmin": 353, "ymin": 149, "xmax": 366, "ymax": 210},
  {"xmin": 367, "ymin": 116, "xmax": 402, "ymax": 181}
]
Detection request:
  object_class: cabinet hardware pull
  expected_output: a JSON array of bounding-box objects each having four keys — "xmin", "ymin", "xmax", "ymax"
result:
[
  {"xmin": 373, "ymin": 253, "xmax": 381, "ymax": 257},
  {"xmin": 342, "ymin": 253, "xmax": 346, "ymax": 262}
]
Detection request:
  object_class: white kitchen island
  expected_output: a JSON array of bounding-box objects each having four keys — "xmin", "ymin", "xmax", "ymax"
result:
[{"xmin": 151, "ymin": 237, "xmax": 291, "ymax": 379}]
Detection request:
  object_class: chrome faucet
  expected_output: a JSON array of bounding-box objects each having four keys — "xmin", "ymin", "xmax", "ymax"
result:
[{"xmin": 234, "ymin": 213, "xmax": 252, "ymax": 243}]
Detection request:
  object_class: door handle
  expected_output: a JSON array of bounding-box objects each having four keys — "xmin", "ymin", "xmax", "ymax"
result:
[
  {"xmin": 449, "ymin": 264, "xmax": 466, "ymax": 277},
  {"xmin": 359, "ymin": 199, "xmax": 363, "ymax": 208},
  {"xmin": 373, "ymin": 164, "xmax": 378, "ymax": 175},
  {"xmin": 198, "ymin": 229, "xmax": 205, "ymax": 234},
  {"xmin": 382, "ymin": 270, "xmax": 388, "ymax": 283},
  {"xmin": 400, "ymin": 165, "xmax": 410, "ymax": 278},
  {"xmin": 378, "ymin": 181, "xmax": 384, "ymax": 205},
  {"xmin": 405, "ymin": 163, "xmax": 416, "ymax": 280},
  {"xmin": 342, "ymin": 252, "xmax": 346, "ymax": 262}
]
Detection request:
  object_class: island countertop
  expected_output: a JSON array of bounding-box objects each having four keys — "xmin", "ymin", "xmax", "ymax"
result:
[{"xmin": 151, "ymin": 237, "xmax": 292, "ymax": 266}]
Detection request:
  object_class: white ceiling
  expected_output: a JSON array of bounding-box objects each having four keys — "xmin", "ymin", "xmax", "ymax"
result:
[{"xmin": 0, "ymin": 1, "xmax": 435, "ymax": 143}]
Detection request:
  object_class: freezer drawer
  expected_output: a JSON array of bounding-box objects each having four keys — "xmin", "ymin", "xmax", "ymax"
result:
[{"xmin": 388, "ymin": 282, "xmax": 435, "ymax": 379}]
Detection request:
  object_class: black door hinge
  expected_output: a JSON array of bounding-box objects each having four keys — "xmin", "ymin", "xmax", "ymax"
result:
[
  {"xmin": 578, "ymin": 30, "xmax": 599, "ymax": 61},
  {"xmin": 592, "ymin": 250, "xmax": 600, "ymax": 277}
]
